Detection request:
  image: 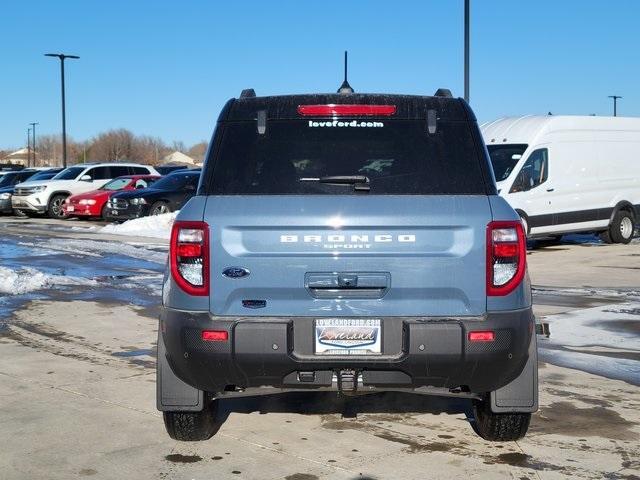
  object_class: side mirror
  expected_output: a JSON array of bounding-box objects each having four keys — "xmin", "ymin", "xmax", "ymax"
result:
[
  {"xmin": 136, "ymin": 184, "xmax": 146, "ymax": 189},
  {"xmin": 80, "ymin": 174, "xmax": 92, "ymax": 182}
]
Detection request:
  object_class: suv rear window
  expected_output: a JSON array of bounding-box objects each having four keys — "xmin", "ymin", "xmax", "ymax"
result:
[{"xmin": 208, "ymin": 120, "xmax": 486, "ymax": 195}]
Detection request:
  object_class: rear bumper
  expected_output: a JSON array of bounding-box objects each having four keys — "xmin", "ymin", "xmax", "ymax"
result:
[{"xmin": 160, "ymin": 307, "xmax": 534, "ymax": 394}]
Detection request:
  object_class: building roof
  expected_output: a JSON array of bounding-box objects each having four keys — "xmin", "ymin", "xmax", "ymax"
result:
[{"xmin": 161, "ymin": 151, "xmax": 196, "ymax": 165}]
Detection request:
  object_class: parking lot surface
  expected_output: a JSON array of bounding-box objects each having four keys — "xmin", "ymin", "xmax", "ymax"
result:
[{"xmin": 0, "ymin": 218, "xmax": 638, "ymax": 480}]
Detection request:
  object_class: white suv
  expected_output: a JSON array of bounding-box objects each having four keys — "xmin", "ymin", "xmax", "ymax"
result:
[{"xmin": 12, "ymin": 162, "xmax": 160, "ymax": 218}]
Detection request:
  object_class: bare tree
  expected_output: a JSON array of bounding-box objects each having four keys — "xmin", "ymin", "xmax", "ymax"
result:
[
  {"xmin": 89, "ymin": 129, "xmax": 137, "ymax": 162},
  {"xmin": 171, "ymin": 140, "xmax": 186, "ymax": 153},
  {"xmin": 187, "ymin": 142, "xmax": 208, "ymax": 163}
]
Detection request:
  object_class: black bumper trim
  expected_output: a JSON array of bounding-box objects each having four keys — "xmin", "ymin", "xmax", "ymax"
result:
[{"xmin": 160, "ymin": 308, "xmax": 534, "ymax": 394}]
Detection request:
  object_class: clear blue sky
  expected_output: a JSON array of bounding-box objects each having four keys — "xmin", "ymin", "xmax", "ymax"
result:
[{"xmin": 2, "ymin": 0, "xmax": 638, "ymax": 149}]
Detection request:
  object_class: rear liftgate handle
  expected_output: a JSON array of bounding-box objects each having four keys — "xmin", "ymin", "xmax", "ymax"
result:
[{"xmin": 305, "ymin": 272, "xmax": 390, "ymax": 299}]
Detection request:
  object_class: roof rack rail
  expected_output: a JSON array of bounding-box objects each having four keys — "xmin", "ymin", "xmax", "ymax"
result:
[
  {"xmin": 434, "ymin": 88, "xmax": 453, "ymax": 98},
  {"xmin": 240, "ymin": 89, "xmax": 256, "ymax": 98}
]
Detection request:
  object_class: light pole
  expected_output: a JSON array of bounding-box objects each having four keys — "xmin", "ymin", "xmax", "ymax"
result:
[
  {"xmin": 29, "ymin": 122, "xmax": 38, "ymax": 167},
  {"xmin": 464, "ymin": 0, "xmax": 470, "ymax": 103},
  {"xmin": 27, "ymin": 128, "xmax": 32, "ymax": 167},
  {"xmin": 608, "ymin": 95, "xmax": 622, "ymax": 117},
  {"xmin": 45, "ymin": 53, "xmax": 79, "ymax": 168}
]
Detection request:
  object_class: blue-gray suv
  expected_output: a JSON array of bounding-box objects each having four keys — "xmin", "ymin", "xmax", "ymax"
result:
[{"xmin": 157, "ymin": 89, "xmax": 537, "ymax": 442}]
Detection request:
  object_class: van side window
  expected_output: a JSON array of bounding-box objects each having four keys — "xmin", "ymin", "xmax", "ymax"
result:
[{"xmin": 510, "ymin": 148, "xmax": 548, "ymax": 193}]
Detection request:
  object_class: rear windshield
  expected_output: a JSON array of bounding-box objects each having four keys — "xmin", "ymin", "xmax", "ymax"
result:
[
  {"xmin": 487, "ymin": 144, "xmax": 528, "ymax": 182},
  {"xmin": 207, "ymin": 120, "xmax": 486, "ymax": 195}
]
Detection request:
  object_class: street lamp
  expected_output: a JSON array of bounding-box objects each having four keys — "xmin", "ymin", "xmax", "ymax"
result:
[
  {"xmin": 608, "ymin": 95, "xmax": 622, "ymax": 117},
  {"xmin": 29, "ymin": 122, "xmax": 38, "ymax": 167},
  {"xmin": 27, "ymin": 128, "xmax": 32, "ymax": 167},
  {"xmin": 45, "ymin": 53, "xmax": 79, "ymax": 168},
  {"xmin": 464, "ymin": 0, "xmax": 470, "ymax": 103}
]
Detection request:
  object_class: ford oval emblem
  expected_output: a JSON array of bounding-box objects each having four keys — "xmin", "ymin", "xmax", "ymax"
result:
[{"xmin": 222, "ymin": 267, "xmax": 250, "ymax": 279}]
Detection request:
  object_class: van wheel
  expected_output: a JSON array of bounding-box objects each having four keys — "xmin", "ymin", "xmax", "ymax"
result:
[
  {"xmin": 609, "ymin": 210, "xmax": 635, "ymax": 244},
  {"xmin": 163, "ymin": 400, "xmax": 221, "ymax": 441},
  {"xmin": 471, "ymin": 398, "xmax": 531, "ymax": 441},
  {"xmin": 599, "ymin": 231, "xmax": 613, "ymax": 244},
  {"xmin": 47, "ymin": 194, "xmax": 68, "ymax": 219}
]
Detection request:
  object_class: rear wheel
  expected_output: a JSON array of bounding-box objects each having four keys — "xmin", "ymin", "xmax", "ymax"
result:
[
  {"xmin": 163, "ymin": 399, "xmax": 221, "ymax": 441},
  {"xmin": 471, "ymin": 398, "xmax": 531, "ymax": 441},
  {"xmin": 47, "ymin": 194, "xmax": 68, "ymax": 219},
  {"xmin": 608, "ymin": 210, "xmax": 635, "ymax": 244},
  {"xmin": 150, "ymin": 201, "xmax": 171, "ymax": 216}
]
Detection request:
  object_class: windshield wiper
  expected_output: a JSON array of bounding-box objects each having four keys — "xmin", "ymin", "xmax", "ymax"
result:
[{"xmin": 299, "ymin": 175, "xmax": 370, "ymax": 191}]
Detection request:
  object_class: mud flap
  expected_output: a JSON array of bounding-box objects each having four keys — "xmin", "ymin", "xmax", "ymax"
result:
[
  {"xmin": 156, "ymin": 330, "xmax": 204, "ymax": 412},
  {"xmin": 490, "ymin": 331, "xmax": 538, "ymax": 413}
]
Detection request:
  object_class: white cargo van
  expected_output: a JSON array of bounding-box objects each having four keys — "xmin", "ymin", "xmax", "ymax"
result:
[{"xmin": 481, "ymin": 115, "xmax": 640, "ymax": 243}]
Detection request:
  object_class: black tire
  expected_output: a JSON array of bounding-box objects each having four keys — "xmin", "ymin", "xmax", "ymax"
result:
[
  {"xmin": 100, "ymin": 204, "xmax": 110, "ymax": 220},
  {"xmin": 150, "ymin": 201, "xmax": 171, "ymax": 216},
  {"xmin": 163, "ymin": 400, "xmax": 221, "ymax": 441},
  {"xmin": 599, "ymin": 230, "xmax": 613, "ymax": 244},
  {"xmin": 608, "ymin": 210, "xmax": 635, "ymax": 244},
  {"xmin": 47, "ymin": 194, "xmax": 68, "ymax": 219},
  {"xmin": 471, "ymin": 398, "xmax": 531, "ymax": 441}
]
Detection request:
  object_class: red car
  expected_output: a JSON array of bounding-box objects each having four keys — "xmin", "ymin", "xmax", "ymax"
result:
[{"xmin": 63, "ymin": 175, "xmax": 160, "ymax": 219}]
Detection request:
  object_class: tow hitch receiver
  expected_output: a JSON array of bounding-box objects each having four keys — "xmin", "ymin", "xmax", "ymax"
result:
[{"xmin": 337, "ymin": 369, "xmax": 358, "ymax": 393}]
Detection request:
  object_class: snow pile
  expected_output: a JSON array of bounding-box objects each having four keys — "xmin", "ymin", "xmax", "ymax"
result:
[
  {"xmin": 100, "ymin": 212, "xmax": 178, "ymax": 239},
  {"xmin": 0, "ymin": 266, "xmax": 98, "ymax": 295}
]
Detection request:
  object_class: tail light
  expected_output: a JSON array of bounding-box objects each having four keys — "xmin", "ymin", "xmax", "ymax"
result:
[
  {"xmin": 468, "ymin": 331, "xmax": 495, "ymax": 342},
  {"xmin": 170, "ymin": 221, "xmax": 209, "ymax": 296},
  {"xmin": 297, "ymin": 104, "xmax": 396, "ymax": 116},
  {"xmin": 486, "ymin": 221, "xmax": 526, "ymax": 296}
]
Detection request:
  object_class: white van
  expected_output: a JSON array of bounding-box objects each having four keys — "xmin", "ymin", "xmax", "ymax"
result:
[{"xmin": 481, "ymin": 115, "xmax": 640, "ymax": 243}]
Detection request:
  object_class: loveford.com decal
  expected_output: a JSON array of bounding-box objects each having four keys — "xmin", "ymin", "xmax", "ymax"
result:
[{"xmin": 308, "ymin": 120, "xmax": 384, "ymax": 128}]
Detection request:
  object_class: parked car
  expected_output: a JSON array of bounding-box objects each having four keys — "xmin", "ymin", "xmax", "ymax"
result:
[
  {"xmin": 156, "ymin": 88, "xmax": 537, "ymax": 442},
  {"xmin": 0, "ymin": 169, "xmax": 39, "ymax": 214},
  {"xmin": 155, "ymin": 165, "xmax": 189, "ymax": 175},
  {"xmin": 481, "ymin": 115, "xmax": 640, "ymax": 243},
  {"xmin": 12, "ymin": 163, "xmax": 159, "ymax": 219},
  {"xmin": 63, "ymin": 175, "xmax": 161, "ymax": 219},
  {"xmin": 104, "ymin": 170, "xmax": 200, "ymax": 221}
]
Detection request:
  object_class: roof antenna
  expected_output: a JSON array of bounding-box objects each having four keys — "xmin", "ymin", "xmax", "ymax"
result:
[{"xmin": 337, "ymin": 51, "xmax": 354, "ymax": 94}]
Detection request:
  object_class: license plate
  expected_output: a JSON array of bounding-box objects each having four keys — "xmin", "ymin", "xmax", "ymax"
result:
[
  {"xmin": 111, "ymin": 210, "xmax": 118, "ymax": 215},
  {"xmin": 315, "ymin": 319, "xmax": 381, "ymax": 355},
  {"xmin": 67, "ymin": 206, "xmax": 75, "ymax": 212}
]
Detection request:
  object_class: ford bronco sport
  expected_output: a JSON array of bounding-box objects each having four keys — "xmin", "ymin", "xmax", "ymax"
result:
[{"xmin": 157, "ymin": 88, "xmax": 537, "ymax": 442}]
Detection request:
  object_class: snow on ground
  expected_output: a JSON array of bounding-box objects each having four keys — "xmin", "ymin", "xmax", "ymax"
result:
[
  {"xmin": 21, "ymin": 238, "xmax": 168, "ymax": 264},
  {"xmin": 99, "ymin": 212, "xmax": 178, "ymax": 239},
  {"xmin": 539, "ymin": 301, "xmax": 640, "ymax": 385},
  {"xmin": 0, "ymin": 266, "xmax": 98, "ymax": 296}
]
